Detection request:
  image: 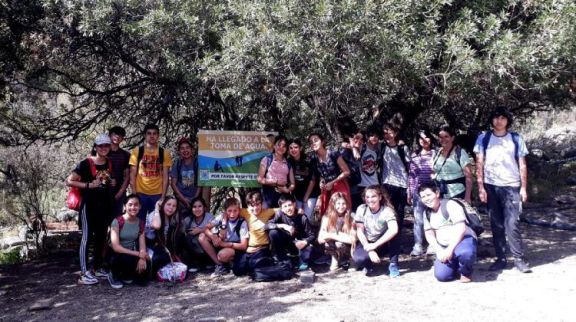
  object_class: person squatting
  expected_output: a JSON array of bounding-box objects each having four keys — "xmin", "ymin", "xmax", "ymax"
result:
[{"xmin": 65, "ymin": 107, "xmax": 532, "ymax": 288}]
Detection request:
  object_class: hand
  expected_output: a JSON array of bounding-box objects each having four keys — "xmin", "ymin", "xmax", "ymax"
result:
[
  {"xmin": 89, "ymin": 179, "xmax": 99, "ymax": 188},
  {"xmin": 154, "ymin": 200, "xmax": 162, "ymax": 212},
  {"xmin": 407, "ymin": 194, "xmax": 412, "ymax": 206},
  {"xmin": 136, "ymin": 258, "xmax": 147, "ymax": 273},
  {"xmin": 324, "ymin": 181, "xmax": 334, "ymax": 191},
  {"xmin": 181, "ymin": 198, "xmax": 191, "ymax": 209},
  {"xmin": 363, "ymin": 242, "xmax": 376, "ymax": 252},
  {"xmin": 368, "ymin": 250, "xmax": 381, "ymax": 264},
  {"xmin": 520, "ymin": 187, "xmax": 528, "ymax": 203},
  {"xmin": 276, "ymin": 177, "xmax": 287, "ymax": 186},
  {"xmin": 114, "ymin": 190, "xmax": 125, "ymax": 201},
  {"xmin": 478, "ymin": 187, "xmax": 487, "ymax": 203},
  {"xmin": 280, "ymin": 224, "xmax": 295, "ymax": 235},
  {"xmin": 295, "ymin": 240, "xmax": 308, "ymax": 250},
  {"xmin": 437, "ymin": 248, "xmax": 453, "ymax": 263},
  {"xmin": 319, "ymin": 179, "xmax": 326, "ymax": 191},
  {"xmin": 188, "ymin": 228, "xmax": 203, "ymax": 235},
  {"xmin": 138, "ymin": 250, "xmax": 148, "ymax": 260},
  {"xmin": 275, "ymin": 186, "xmax": 290, "ymax": 194},
  {"xmin": 212, "ymin": 236, "xmax": 223, "ymax": 247}
]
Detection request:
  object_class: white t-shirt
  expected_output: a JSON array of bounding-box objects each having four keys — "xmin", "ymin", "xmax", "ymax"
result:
[
  {"xmin": 473, "ymin": 132, "xmax": 528, "ymax": 187},
  {"xmin": 381, "ymin": 144, "xmax": 410, "ymax": 188},
  {"xmin": 424, "ymin": 200, "xmax": 476, "ymax": 247},
  {"xmin": 354, "ymin": 204, "xmax": 397, "ymax": 242},
  {"xmin": 359, "ymin": 145, "xmax": 379, "ymax": 187}
]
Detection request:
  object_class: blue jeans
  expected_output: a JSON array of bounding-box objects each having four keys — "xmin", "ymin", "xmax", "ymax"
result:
[
  {"xmin": 296, "ymin": 199, "xmax": 318, "ymax": 223},
  {"xmin": 137, "ymin": 193, "xmax": 161, "ymax": 221},
  {"xmin": 412, "ymin": 193, "xmax": 426, "ymax": 247},
  {"xmin": 484, "ymin": 184, "xmax": 525, "ymax": 259},
  {"xmin": 434, "ymin": 236, "xmax": 477, "ymax": 281},
  {"xmin": 353, "ymin": 240, "xmax": 399, "ymax": 270}
]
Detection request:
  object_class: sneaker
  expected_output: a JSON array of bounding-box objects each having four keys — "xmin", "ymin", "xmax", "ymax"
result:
[
  {"xmin": 188, "ymin": 267, "xmax": 199, "ymax": 273},
  {"xmin": 78, "ymin": 273, "xmax": 99, "ymax": 285},
  {"xmin": 210, "ymin": 264, "xmax": 229, "ymax": 278},
  {"xmin": 514, "ymin": 258, "xmax": 532, "ymax": 273},
  {"xmin": 298, "ymin": 263, "xmax": 309, "ymax": 271},
  {"xmin": 460, "ymin": 275, "xmax": 472, "ymax": 283},
  {"xmin": 426, "ymin": 245, "xmax": 436, "ymax": 256},
  {"xmin": 122, "ymin": 279, "xmax": 133, "ymax": 285},
  {"xmin": 329, "ymin": 256, "xmax": 339, "ymax": 271},
  {"xmin": 107, "ymin": 273, "xmax": 123, "ymax": 289},
  {"xmin": 364, "ymin": 267, "xmax": 377, "ymax": 277},
  {"xmin": 388, "ymin": 263, "xmax": 400, "ymax": 278},
  {"xmin": 410, "ymin": 245, "xmax": 424, "ymax": 257},
  {"xmin": 94, "ymin": 268, "xmax": 109, "ymax": 278},
  {"xmin": 488, "ymin": 258, "xmax": 507, "ymax": 271}
]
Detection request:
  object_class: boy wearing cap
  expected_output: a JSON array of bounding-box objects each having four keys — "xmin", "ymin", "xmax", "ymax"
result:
[
  {"xmin": 474, "ymin": 106, "xmax": 531, "ymax": 273},
  {"xmin": 129, "ymin": 124, "xmax": 173, "ymax": 220},
  {"xmin": 107, "ymin": 126, "xmax": 131, "ymax": 217}
]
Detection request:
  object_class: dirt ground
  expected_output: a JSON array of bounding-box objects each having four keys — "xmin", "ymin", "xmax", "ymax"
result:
[{"xmin": 1, "ymin": 205, "xmax": 575, "ymax": 322}]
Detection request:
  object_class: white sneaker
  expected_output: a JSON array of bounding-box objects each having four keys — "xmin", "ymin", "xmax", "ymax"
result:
[
  {"xmin": 78, "ymin": 273, "xmax": 99, "ymax": 285},
  {"xmin": 329, "ymin": 256, "xmax": 339, "ymax": 271}
]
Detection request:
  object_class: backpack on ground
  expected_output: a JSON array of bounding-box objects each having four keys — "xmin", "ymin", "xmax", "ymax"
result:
[
  {"xmin": 426, "ymin": 198, "xmax": 485, "ymax": 236},
  {"xmin": 251, "ymin": 260, "xmax": 294, "ymax": 282}
]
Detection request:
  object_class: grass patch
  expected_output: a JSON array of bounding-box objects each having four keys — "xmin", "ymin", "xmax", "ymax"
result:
[
  {"xmin": 0, "ymin": 248, "xmax": 23, "ymax": 265},
  {"xmin": 529, "ymin": 160, "xmax": 576, "ymax": 202}
]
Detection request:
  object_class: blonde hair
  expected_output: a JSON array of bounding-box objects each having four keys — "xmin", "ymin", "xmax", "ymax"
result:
[{"xmin": 325, "ymin": 192, "xmax": 354, "ymax": 234}]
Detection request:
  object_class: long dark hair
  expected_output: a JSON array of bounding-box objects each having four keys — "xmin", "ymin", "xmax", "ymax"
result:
[
  {"xmin": 157, "ymin": 196, "xmax": 180, "ymax": 250},
  {"xmin": 287, "ymin": 138, "xmax": 305, "ymax": 161}
]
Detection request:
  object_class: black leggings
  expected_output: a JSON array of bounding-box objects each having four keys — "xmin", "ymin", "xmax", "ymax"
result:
[{"xmin": 110, "ymin": 253, "xmax": 151, "ymax": 285}]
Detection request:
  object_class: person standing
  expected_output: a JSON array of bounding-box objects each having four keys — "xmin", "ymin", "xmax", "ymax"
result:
[
  {"xmin": 474, "ymin": 106, "xmax": 531, "ymax": 273},
  {"xmin": 107, "ymin": 126, "xmax": 131, "ymax": 217},
  {"xmin": 129, "ymin": 124, "xmax": 173, "ymax": 220},
  {"xmin": 171, "ymin": 137, "xmax": 201, "ymax": 217}
]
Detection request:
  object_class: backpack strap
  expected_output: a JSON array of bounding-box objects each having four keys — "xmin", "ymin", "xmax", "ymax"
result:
[
  {"xmin": 86, "ymin": 158, "xmax": 97, "ymax": 177},
  {"xmin": 158, "ymin": 147, "xmax": 164, "ymax": 166},
  {"xmin": 139, "ymin": 218, "xmax": 145, "ymax": 235},
  {"xmin": 397, "ymin": 143, "xmax": 410, "ymax": 172},
  {"xmin": 117, "ymin": 215, "xmax": 125, "ymax": 232},
  {"xmin": 482, "ymin": 131, "xmax": 520, "ymax": 164},
  {"xmin": 176, "ymin": 157, "xmax": 182, "ymax": 184},
  {"xmin": 234, "ymin": 218, "xmax": 245, "ymax": 238}
]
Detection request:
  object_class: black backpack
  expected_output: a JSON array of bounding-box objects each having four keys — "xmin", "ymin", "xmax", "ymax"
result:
[
  {"xmin": 426, "ymin": 198, "xmax": 485, "ymax": 236},
  {"xmin": 250, "ymin": 256, "xmax": 294, "ymax": 282}
]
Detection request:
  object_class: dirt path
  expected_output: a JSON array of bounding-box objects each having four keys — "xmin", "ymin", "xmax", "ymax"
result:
[{"xmin": 1, "ymin": 220, "xmax": 575, "ymax": 322}]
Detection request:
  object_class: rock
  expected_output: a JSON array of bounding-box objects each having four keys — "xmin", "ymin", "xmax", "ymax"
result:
[
  {"xmin": 530, "ymin": 149, "xmax": 545, "ymax": 158},
  {"xmin": 29, "ymin": 298, "xmax": 54, "ymax": 311},
  {"xmin": 0, "ymin": 237, "xmax": 26, "ymax": 250},
  {"xmin": 554, "ymin": 195, "xmax": 576, "ymax": 205},
  {"xmin": 56, "ymin": 209, "xmax": 78, "ymax": 222},
  {"xmin": 196, "ymin": 317, "xmax": 226, "ymax": 322},
  {"xmin": 299, "ymin": 270, "xmax": 316, "ymax": 284}
]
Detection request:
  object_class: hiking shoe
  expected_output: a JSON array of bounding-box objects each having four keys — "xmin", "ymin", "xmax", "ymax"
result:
[
  {"xmin": 107, "ymin": 273, "xmax": 123, "ymax": 289},
  {"xmin": 514, "ymin": 258, "xmax": 532, "ymax": 273},
  {"xmin": 122, "ymin": 279, "xmax": 133, "ymax": 285},
  {"xmin": 460, "ymin": 275, "xmax": 472, "ymax": 283},
  {"xmin": 488, "ymin": 258, "xmax": 507, "ymax": 271},
  {"xmin": 78, "ymin": 273, "xmax": 99, "ymax": 285},
  {"xmin": 210, "ymin": 264, "xmax": 229, "ymax": 278},
  {"xmin": 364, "ymin": 267, "xmax": 377, "ymax": 277},
  {"xmin": 388, "ymin": 263, "xmax": 400, "ymax": 278},
  {"xmin": 298, "ymin": 263, "xmax": 309, "ymax": 271},
  {"xmin": 188, "ymin": 267, "xmax": 199, "ymax": 273},
  {"xmin": 410, "ymin": 245, "xmax": 425, "ymax": 257},
  {"xmin": 94, "ymin": 268, "xmax": 109, "ymax": 278},
  {"xmin": 426, "ymin": 245, "xmax": 436, "ymax": 256}
]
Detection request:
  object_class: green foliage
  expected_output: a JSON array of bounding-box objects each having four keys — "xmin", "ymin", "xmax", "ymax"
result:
[{"xmin": 0, "ymin": 247, "xmax": 23, "ymax": 265}]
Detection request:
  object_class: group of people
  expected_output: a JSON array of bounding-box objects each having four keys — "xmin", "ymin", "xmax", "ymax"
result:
[{"xmin": 65, "ymin": 106, "xmax": 532, "ymax": 288}]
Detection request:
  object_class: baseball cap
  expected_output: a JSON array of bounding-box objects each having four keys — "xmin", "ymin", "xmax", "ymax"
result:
[{"xmin": 94, "ymin": 133, "xmax": 112, "ymax": 145}]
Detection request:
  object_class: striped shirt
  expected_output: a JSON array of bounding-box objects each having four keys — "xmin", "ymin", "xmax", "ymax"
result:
[{"xmin": 408, "ymin": 149, "xmax": 436, "ymax": 196}]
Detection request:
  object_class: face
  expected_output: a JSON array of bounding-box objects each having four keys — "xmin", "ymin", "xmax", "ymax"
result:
[
  {"xmin": 368, "ymin": 134, "xmax": 379, "ymax": 146},
  {"xmin": 163, "ymin": 199, "xmax": 178, "ymax": 217},
  {"xmin": 351, "ymin": 133, "xmax": 363, "ymax": 148},
  {"xmin": 145, "ymin": 129, "xmax": 159, "ymax": 145},
  {"xmin": 110, "ymin": 133, "xmax": 124, "ymax": 146},
  {"xmin": 419, "ymin": 188, "xmax": 440, "ymax": 209},
  {"xmin": 364, "ymin": 189, "xmax": 382, "ymax": 210},
  {"xmin": 334, "ymin": 198, "xmax": 347, "ymax": 215},
  {"xmin": 274, "ymin": 139, "xmax": 287, "ymax": 156},
  {"xmin": 225, "ymin": 205, "xmax": 240, "ymax": 220},
  {"xmin": 179, "ymin": 143, "xmax": 193, "ymax": 159},
  {"xmin": 191, "ymin": 200, "xmax": 204, "ymax": 217},
  {"xmin": 383, "ymin": 127, "xmax": 397, "ymax": 143},
  {"xmin": 280, "ymin": 200, "xmax": 296, "ymax": 216},
  {"xmin": 95, "ymin": 144, "xmax": 111, "ymax": 157},
  {"xmin": 418, "ymin": 133, "xmax": 431, "ymax": 149},
  {"xmin": 309, "ymin": 135, "xmax": 323, "ymax": 151},
  {"xmin": 125, "ymin": 198, "xmax": 141, "ymax": 217},
  {"xmin": 492, "ymin": 115, "xmax": 509, "ymax": 131},
  {"xmin": 288, "ymin": 143, "xmax": 302, "ymax": 159},
  {"xmin": 247, "ymin": 199, "xmax": 262, "ymax": 216},
  {"xmin": 438, "ymin": 130, "xmax": 454, "ymax": 148}
]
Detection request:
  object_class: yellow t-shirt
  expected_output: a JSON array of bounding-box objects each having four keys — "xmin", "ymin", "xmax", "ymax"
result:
[
  {"xmin": 129, "ymin": 147, "xmax": 173, "ymax": 195},
  {"xmin": 240, "ymin": 208, "xmax": 276, "ymax": 253}
]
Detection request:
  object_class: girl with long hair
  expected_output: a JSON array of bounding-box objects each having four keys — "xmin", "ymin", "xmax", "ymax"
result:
[
  {"xmin": 308, "ymin": 132, "xmax": 351, "ymax": 218},
  {"xmin": 353, "ymin": 185, "xmax": 400, "ymax": 277},
  {"xmin": 287, "ymin": 138, "xmax": 320, "ymax": 222},
  {"xmin": 145, "ymin": 196, "xmax": 180, "ymax": 273},
  {"xmin": 318, "ymin": 192, "xmax": 356, "ymax": 271},
  {"xmin": 181, "ymin": 197, "xmax": 214, "ymax": 271},
  {"xmin": 257, "ymin": 135, "xmax": 296, "ymax": 208}
]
